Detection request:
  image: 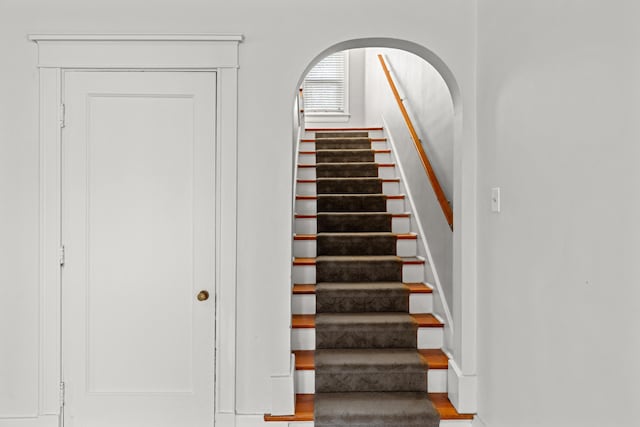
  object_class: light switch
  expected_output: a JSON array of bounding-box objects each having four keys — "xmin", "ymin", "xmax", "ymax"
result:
[{"xmin": 491, "ymin": 187, "xmax": 501, "ymax": 212}]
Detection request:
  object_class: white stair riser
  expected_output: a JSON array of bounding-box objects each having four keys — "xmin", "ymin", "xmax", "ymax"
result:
[
  {"xmin": 293, "ymin": 262, "xmax": 424, "ymax": 285},
  {"xmin": 293, "ymin": 368, "xmax": 447, "ymax": 394},
  {"xmin": 300, "ymin": 141, "xmax": 389, "ymax": 151},
  {"xmin": 286, "ymin": 420, "xmax": 472, "ymax": 427},
  {"xmin": 298, "ymin": 152, "xmax": 392, "ymax": 165},
  {"xmin": 291, "ymin": 293, "xmax": 433, "ymax": 315},
  {"xmin": 294, "ymin": 216, "xmax": 411, "ymax": 235},
  {"xmin": 296, "ymin": 180, "xmax": 401, "ymax": 196},
  {"xmin": 292, "ymin": 237, "xmax": 417, "ymax": 258},
  {"xmin": 303, "ymin": 130, "xmax": 386, "ymax": 139},
  {"xmin": 297, "ymin": 165, "xmax": 397, "ymax": 180},
  {"xmin": 291, "ymin": 327, "xmax": 443, "ymax": 351},
  {"xmin": 295, "ymin": 198, "xmax": 405, "ymax": 215}
]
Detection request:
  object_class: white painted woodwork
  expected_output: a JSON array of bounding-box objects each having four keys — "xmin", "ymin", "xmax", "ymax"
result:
[
  {"xmin": 292, "ymin": 235, "xmax": 417, "ymax": 258},
  {"xmin": 295, "ymin": 197, "xmax": 405, "ymax": 215},
  {"xmin": 296, "ymin": 164, "xmax": 398, "ymax": 180},
  {"xmin": 294, "ymin": 217, "xmax": 317, "ymax": 235},
  {"xmin": 291, "ymin": 293, "xmax": 433, "ymax": 315},
  {"xmin": 293, "ymin": 367, "xmax": 446, "ymax": 394},
  {"xmin": 294, "ymin": 370, "xmax": 315, "ymax": 394},
  {"xmin": 291, "ymin": 327, "xmax": 443, "ymax": 351},
  {"xmin": 293, "ymin": 260, "xmax": 424, "ymax": 285},
  {"xmin": 62, "ymin": 71, "xmax": 216, "ymax": 427},
  {"xmin": 295, "ymin": 180, "xmax": 400, "ymax": 196},
  {"xmin": 291, "ymin": 294, "xmax": 316, "ymax": 315}
]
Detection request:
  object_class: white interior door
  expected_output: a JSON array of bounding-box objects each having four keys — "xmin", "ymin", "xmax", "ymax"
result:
[{"xmin": 62, "ymin": 71, "xmax": 216, "ymax": 427}]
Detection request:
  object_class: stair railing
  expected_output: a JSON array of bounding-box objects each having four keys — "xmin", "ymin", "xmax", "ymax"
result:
[{"xmin": 377, "ymin": 54, "xmax": 453, "ymax": 230}]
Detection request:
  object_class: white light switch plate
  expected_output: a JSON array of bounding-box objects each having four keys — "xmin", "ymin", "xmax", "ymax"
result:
[{"xmin": 491, "ymin": 187, "xmax": 501, "ymax": 212}]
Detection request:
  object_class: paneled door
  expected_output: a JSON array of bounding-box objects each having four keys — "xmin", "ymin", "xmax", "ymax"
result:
[{"xmin": 61, "ymin": 71, "xmax": 216, "ymax": 427}]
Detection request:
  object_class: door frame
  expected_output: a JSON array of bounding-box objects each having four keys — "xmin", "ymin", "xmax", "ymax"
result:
[{"xmin": 30, "ymin": 34, "xmax": 242, "ymax": 425}]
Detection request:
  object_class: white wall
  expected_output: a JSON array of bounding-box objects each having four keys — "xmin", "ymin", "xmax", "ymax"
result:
[
  {"xmin": 363, "ymin": 47, "xmax": 455, "ymax": 316},
  {"xmin": 0, "ymin": 0, "xmax": 477, "ymax": 420},
  {"xmin": 476, "ymin": 1, "xmax": 640, "ymax": 426}
]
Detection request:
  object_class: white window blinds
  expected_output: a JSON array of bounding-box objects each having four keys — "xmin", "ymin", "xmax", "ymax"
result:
[{"xmin": 303, "ymin": 52, "xmax": 347, "ymax": 113}]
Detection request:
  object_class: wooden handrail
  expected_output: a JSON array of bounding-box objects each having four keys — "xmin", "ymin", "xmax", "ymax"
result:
[{"xmin": 377, "ymin": 54, "xmax": 453, "ymax": 230}]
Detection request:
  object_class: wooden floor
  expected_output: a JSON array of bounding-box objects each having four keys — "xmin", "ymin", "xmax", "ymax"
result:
[{"xmin": 264, "ymin": 393, "xmax": 474, "ymax": 422}]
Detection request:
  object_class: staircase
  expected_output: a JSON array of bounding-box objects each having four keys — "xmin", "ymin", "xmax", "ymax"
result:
[{"xmin": 265, "ymin": 128, "xmax": 473, "ymax": 426}]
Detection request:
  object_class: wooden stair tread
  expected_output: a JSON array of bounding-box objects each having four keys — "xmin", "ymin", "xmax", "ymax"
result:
[
  {"xmin": 293, "ymin": 233, "xmax": 417, "ymax": 240},
  {"xmin": 292, "ymin": 282, "xmax": 432, "ymax": 294},
  {"xmin": 306, "ymin": 127, "xmax": 383, "ymax": 131},
  {"xmin": 299, "ymin": 149, "xmax": 391, "ymax": 154},
  {"xmin": 294, "ymin": 348, "xmax": 447, "ymax": 370},
  {"xmin": 301, "ymin": 137, "xmax": 387, "ymax": 142},
  {"xmin": 263, "ymin": 393, "xmax": 473, "ymax": 422},
  {"xmin": 292, "ymin": 313, "xmax": 443, "ymax": 328},
  {"xmin": 295, "ymin": 194, "xmax": 405, "ymax": 200},
  {"xmin": 295, "ymin": 213, "xmax": 410, "ymax": 218},
  {"xmin": 297, "ymin": 178, "xmax": 401, "ymax": 182},
  {"xmin": 293, "ymin": 256, "xmax": 425, "ymax": 266},
  {"xmin": 418, "ymin": 349, "xmax": 449, "ymax": 369}
]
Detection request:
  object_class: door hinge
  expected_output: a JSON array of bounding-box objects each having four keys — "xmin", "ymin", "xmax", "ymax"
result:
[
  {"xmin": 59, "ymin": 381, "xmax": 65, "ymax": 407},
  {"xmin": 59, "ymin": 103, "xmax": 65, "ymax": 128},
  {"xmin": 59, "ymin": 245, "xmax": 65, "ymax": 266}
]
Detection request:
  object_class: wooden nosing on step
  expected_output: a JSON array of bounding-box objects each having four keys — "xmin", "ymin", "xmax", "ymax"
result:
[
  {"xmin": 419, "ymin": 349, "xmax": 449, "ymax": 369},
  {"xmin": 295, "ymin": 214, "xmax": 317, "ymax": 219},
  {"xmin": 402, "ymin": 258, "xmax": 425, "ymax": 265},
  {"xmin": 404, "ymin": 282, "xmax": 433, "ymax": 293},
  {"xmin": 386, "ymin": 194, "xmax": 405, "ymax": 200},
  {"xmin": 300, "ymin": 137, "xmax": 387, "ymax": 142},
  {"xmin": 296, "ymin": 195, "xmax": 317, "ymax": 200},
  {"xmin": 264, "ymin": 394, "xmax": 473, "ymax": 422},
  {"xmin": 397, "ymin": 233, "xmax": 417, "ymax": 240},
  {"xmin": 306, "ymin": 127, "xmax": 383, "ymax": 131},
  {"xmin": 264, "ymin": 394, "xmax": 314, "ymax": 422},
  {"xmin": 292, "ymin": 314, "xmax": 441, "ymax": 328},
  {"xmin": 392, "ymin": 213, "xmax": 410, "ymax": 218},
  {"xmin": 292, "ymin": 314, "xmax": 315, "ymax": 328},
  {"xmin": 294, "ymin": 234, "xmax": 316, "ymax": 240},
  {"xmin": 293, "ymin": 350, "xmax": 315, "ymax": 370},
  {"xmin": 294, "ymin": 349, "xmax": 446, "ymax": 371},
  {"xmin": 297, "ymin": 164, "xmax": 316, "ymax": 168},
  {"xmin": 382, "ymin": 178, "xmax": 400, "ymax": 182},
  {"xmin": 294, "ymin": 283, "xmax": 429, "ymax": 294},
  {"xmin": 429, "ymin": 393, "xmax": 475, "ymax": 420},
  {"xmin": 299, "ymin": 151, "xmax": 316, "ymax": 155},
  {"xmin": 297, "ymin": 179, "xmax": 316, "ymax": 183},
  {"xmin": 292, "ymin": 284, "xmax": 316, "ymax": 294},
  {"xmin": 411, "ymin": 313, "xmax": 443, "ymax": 328},
  {"xmin": 293, "ymin": 257, "xmax": 316, "ymax": 266},
  {"xmin": 378, "ymin": 163, "xmax": 395, "ymax": 167}
]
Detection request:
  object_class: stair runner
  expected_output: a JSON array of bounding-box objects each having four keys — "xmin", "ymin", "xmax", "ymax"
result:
[{"xmin": 311, "ymin": 131, "xmax": 439, "ymax": 427}]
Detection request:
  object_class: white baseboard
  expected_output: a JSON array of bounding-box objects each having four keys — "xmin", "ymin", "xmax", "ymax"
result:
[
  {"xmin": 447, "ymin": 358, "xmax": 477, "ymax": 414},
  {"xmin": 270, "ymin": 354, "xmax": 296, "ymax": 416},
  {"xmin": 0, "ymin": 415, "xmax": 58, "ymax": 427}
]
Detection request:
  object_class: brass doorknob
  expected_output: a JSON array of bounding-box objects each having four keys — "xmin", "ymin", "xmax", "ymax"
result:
[{"xmin": 197, "ymin": 290, "xmax": 210, "ymax": 301}]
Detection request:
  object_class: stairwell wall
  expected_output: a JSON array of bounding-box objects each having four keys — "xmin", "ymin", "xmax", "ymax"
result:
[
  {"xmin": 363, "ymin": 47, "xmax": 455, "ymax": 323},
  {"xmin": 0, "ymin": 0, "xmax": 477, "ymax": 422}
]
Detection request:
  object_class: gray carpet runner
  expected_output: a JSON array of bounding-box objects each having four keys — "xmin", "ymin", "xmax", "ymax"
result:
[{"xmin": 312, "ymin": 131, "xmax": 439, "ymax": 426}]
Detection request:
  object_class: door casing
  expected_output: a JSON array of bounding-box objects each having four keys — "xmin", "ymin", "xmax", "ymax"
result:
[{"xmin": 30, "ymin": 34, "xmax": 242, "ymax": 424}]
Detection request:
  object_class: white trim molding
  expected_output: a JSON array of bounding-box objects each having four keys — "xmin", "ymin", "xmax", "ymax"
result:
[
  {"xmin": 28, "ymin": 34, "xmax": 242, "ymax": 69},
  {"xmin": 448, "ymin": 358, "xmax": 478, "ymax": 414},
  {"xmin": 30, "ymin": 34, "xmax": 242, "ymax": 425}
]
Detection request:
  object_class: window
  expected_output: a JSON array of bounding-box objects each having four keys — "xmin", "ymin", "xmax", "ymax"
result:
[{"xmin": 303, "ymin": 51, "xmax": 349, "ymax": 120}]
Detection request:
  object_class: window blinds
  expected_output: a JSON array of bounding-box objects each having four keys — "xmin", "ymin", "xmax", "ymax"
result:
[{"xmin": 303, "ymin": 52, "xmax": 346, "ymax": 113}]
